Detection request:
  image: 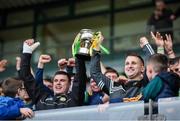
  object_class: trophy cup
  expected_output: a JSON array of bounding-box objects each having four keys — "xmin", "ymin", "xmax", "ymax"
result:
[{"xmin": 75, "ymin": 29, "xmax": 94, "ymax": 60}]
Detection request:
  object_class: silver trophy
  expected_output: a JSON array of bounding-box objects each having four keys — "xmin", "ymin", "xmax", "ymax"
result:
[{"xmin": 75, "ymin": 29, "xmax": 94, "ymax": 60}]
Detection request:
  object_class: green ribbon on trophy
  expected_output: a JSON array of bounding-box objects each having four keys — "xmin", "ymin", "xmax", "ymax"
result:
[
  {"xmin": 72, "ymin": 33, "xmax": 81, "ymax": 57},
  {"xmin": 72, "ymin": 31, "xmax": 110, "ymax": 58}
]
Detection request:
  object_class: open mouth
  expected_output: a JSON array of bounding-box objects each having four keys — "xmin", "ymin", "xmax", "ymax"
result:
[{"xmin": 55, "ymin": 85, "xmax": 62, "ymax": 90}]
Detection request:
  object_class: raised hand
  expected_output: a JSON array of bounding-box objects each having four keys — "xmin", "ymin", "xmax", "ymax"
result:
[
  {"xmin": 58, "ymin": 58, "xmax": 68, "ymax": 70},
  {"xmin": 151, "ymin": 31, "xmax": 164, "ymax": 47},
  {"xmin": 0, "ymin": 59, "xmax": 7, "ymax": 72},
  {"xmin": 164, "ymin": 34, "xmax": 175, "ymax": 58},
  {"xmin": 67, "ymin": 58, "xmax": 75, "ymax": 67},
  {"xmin": 139, "ymin": 37, "xmax": 149, "ymax": 48},
  {"xmin": 92, "ymin": 31, "xmax": 104, "ymax": 51},
  {"xmin": 39, "ymin": 55, "xmax": 51, "ymax": 64},
  {"xmin": 23, "ymin": 39, "xmax": 40, "ymax": 54},
  {"xmin": 38, "ymin": 54, "xmax": 51, "ymax": 68}
]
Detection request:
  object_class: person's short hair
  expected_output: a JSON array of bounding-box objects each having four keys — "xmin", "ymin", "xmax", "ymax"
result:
[
  {"xmin": 53, "ymin": 71, "xmax": 71, "ymax": 82},
  {"xmin": 169, "ymin": 56, "xmax": 180, "ymax": 66},
  {"xmin": 148, "ymin": 53, "xmax": 168, "ymax": 73},
  {"xmin": 126, "ymin": 52, "xmax": 144, "ymax": 66},
  {"xmin": 43, "ymin": 75, "xmax": 52, "ymax": 83},
  {"xmin": 2, "ymin": 77, "xmax": 23, "ymax": 98},
  {"xmin": 104, "ymin": 67, "xmax": 119, "ymax": 77}
]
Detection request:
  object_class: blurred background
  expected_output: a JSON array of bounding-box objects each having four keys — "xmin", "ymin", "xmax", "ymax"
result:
[{"xmin": 0, "ymin": 0, "xmax": 180, "ymax": 79}]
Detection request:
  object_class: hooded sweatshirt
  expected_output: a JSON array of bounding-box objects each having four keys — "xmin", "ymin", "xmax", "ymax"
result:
[{"xmin": 142, "ymin": 71, "xmax": 180, "ymax": 102}]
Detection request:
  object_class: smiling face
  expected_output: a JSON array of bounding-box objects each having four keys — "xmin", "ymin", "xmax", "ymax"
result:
[
  {"xmin": 124, "ymin": 56, "xmax": 144, "ymax": 80},
  {"xmin": 53, "ymin": 74, "xmax": 70, "ymax": 95},
  {"xmin": 90, "ymin": 79, "xmax": 101, "ymax": 92}
]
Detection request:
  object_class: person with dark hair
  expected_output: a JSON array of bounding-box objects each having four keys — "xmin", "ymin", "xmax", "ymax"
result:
[
  {"xmin": 0, "ymin": 77, "xmax": 34, "ymax": 120},
  {"xmin": 104, "ymin": 66, "xmax": 128, "ymax": 86},
  {"xmin": 147, "ymin": 0, "xmax": 175, "ymax": 38},
  {"xmin": 104, "ymin": 67, "xmax": 119, "ymax": 81},
  {"xmin": 143, "ymin": 54, "xmax": 180, "ymax": 102},
  {"xmin": 20, "ymin": 39, "xmax": 87, "ymax": 110},
  {"xmin": 90, "ymin": 32, "xmax": 146, "ymax": 103},
  {"xmin": 57, "ymin": 58, "xmax": 76, "ymax": 92},
  {"xmin": 84, "ymin": 78, "xmax": 109, "ymax": 105},
  {"xmin": 122, "ymin": 53, "xmax": 146, "ymax": 102},
  {"xmin": 169, "ymin": 56, "xmax": 180, "ymax": 76}
]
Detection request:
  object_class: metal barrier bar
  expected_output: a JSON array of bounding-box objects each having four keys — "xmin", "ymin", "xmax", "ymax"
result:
[{"xmin": 27, "ymin": 97, "xmax": 180, "ymax": 120}]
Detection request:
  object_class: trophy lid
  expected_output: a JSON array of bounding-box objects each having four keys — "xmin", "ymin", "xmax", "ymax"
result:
[
  {"xmin": 80, "ymin": 29, "xmax": 93, "ymax": 33},
  {"xmin": 80, "ymin": 29, "xmax": 94, "ymax": 40}
]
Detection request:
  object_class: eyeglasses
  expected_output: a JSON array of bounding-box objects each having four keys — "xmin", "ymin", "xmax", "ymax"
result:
[{"xmin": 19, "ymin": 87, "xmax": 26, "ymax": 91}]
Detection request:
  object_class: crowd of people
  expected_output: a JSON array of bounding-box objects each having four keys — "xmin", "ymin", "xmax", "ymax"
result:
[{"xmin": 0, "ymin": 0, "xmax": 180, "ymax": 120}]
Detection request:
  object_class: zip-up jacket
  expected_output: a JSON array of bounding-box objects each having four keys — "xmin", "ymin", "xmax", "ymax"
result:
[{"xmin": 20, "ymin": 53, "xmax": 86, "ymax": 110}]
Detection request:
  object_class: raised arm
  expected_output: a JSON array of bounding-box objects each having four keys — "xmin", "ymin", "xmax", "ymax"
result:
[
  {"xmin": 20, "ymin": 39, "xmax": 45, "ymax": 104},
  {"xmin": 164, "ymin": 34, "xmax": 175, "ymax": 58},
  {"xmin": 71, "ymin": 57, "xmax": 87, "ymax": 106},
  {"xmin": 90, "ymin": 32, "xmax": 113, "ymax": 95},
  {"xmin": 35, "ymin": 54, "xmax": 53, "ymax": 94},
  {"xmin": 57, "ymin": 58, "xmax": 68, "ymax": 72},
  {"xmin": 151, "ymin": 31, "xmax": 165, "ymax": 54},
  {"xmin": 70, "ymin": 32, "xmax": 87, "ymax": 106},
  {"xmin": 58, "ymin": 58, "xmax": 74, "ymax": 75},
  {"xmin": 140, "ymin": 36, "xmax": 155, "ymax": 60},
  {"xmin": 90, "ymin": 50, "xmax": 111, "ymax": 95},
  {"xmin": 67, "ymin": 58, "xmax": 75, "ymax": 75}
]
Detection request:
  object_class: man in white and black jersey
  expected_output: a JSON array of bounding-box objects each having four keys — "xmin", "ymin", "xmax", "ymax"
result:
[{"xmin": 90, "ymin": 33, "xmax": 146, "ymax": 103}]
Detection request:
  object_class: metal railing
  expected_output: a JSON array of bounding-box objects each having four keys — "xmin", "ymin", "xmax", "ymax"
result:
[{"xmin": 27, "ymin": 97, "xmax": 180, "ymax": 120}]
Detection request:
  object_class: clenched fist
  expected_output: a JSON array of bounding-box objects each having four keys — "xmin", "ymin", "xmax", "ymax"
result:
[
  {"xmin": 23, "ymin": 39, "xmax": 40, "ymax": 54},
  {"xmin": 38, "ymin": 54, "xmax": 51, "ymax": 68},
  {"xmin": 67, "ymin": 58, "xmax": 75, "ymax": 67},
  {"xmin": 58, "ymin": 58, "xmax": 68, "ymax": 70},
  {"xmin": 139, "ymin": 37, "xmax": 149, "ymax": 48}
]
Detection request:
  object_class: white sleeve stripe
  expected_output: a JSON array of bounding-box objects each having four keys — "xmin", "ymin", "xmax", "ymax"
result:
[
  {"xmin": 99, "ymin": 82, "xmax": 103, "ymax": 88},
  {"xmin": 146, "ymin": 44, "xmax": 153, "ymax": 54},
  {"xmin": 98, "ymin": 81, "xmax": 103, "ymax": 87},
  {"xmin": 147, "ymin": 44, "xmax": 155, "ymax": 54},
  {"xmin": 100, "ymin": 83, "xmax": 105, "ymax": 89},
  {"xmin": 98, "ymin": 81, "xmax": 104, "ymax": 89},
  {"xmin": 146, "ymin": 44, "xmax": 154, "ymax": 55}
]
